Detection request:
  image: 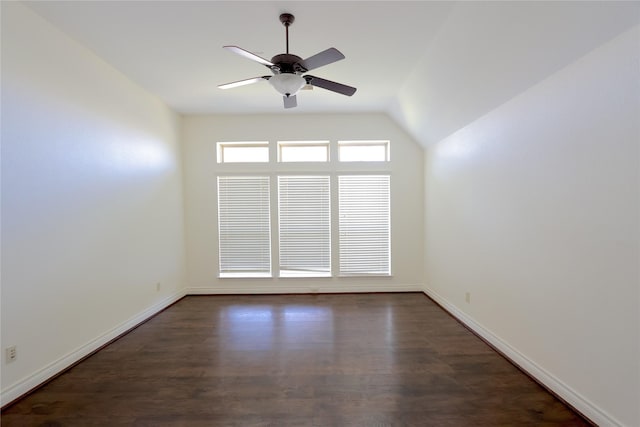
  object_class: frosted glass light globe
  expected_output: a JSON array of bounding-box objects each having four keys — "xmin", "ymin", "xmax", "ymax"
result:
[{"xmin": 269, "ymin": 73, "xmax": 306, "ymax": 97}]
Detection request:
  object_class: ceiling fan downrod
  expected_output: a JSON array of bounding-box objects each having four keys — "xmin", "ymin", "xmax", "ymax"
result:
[{"xmin": 280, "ymin": 13, "xmax": 294, "ymax": 54}]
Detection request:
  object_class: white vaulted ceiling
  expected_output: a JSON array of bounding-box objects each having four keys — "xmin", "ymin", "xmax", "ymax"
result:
[
  {"xmin": 24, "ymin": 1, "xmax": 455, "ymax": 114},
  {"xmin": 24, "ymin": 1, "xmax": 640, "ymax": 145}
]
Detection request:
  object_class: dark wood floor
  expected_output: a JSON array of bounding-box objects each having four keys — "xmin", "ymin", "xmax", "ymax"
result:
[{"xmin": 2, "ymin": 293, "xmax": 589, "ymax": 426}]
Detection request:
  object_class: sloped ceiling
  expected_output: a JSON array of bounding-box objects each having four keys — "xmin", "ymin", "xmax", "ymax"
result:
[
  {"xmin": 23, "ymin": 1, "xmax": 640, "ymax": 146},
  {"xmin": 389, "ymin": 2, "xmax": 640, "ymax": 145}
]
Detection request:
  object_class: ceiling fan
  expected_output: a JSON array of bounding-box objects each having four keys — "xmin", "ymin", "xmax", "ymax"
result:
[{"xmin": 218, "ymin": 13, "xmax": 357, "ymax": 109}]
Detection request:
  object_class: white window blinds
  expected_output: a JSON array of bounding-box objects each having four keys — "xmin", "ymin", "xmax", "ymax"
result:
[
  {"xmin": 278, "ymin": 176, "xmax": 331, "ymax": 277},
  {"xmin": 338, "ymin": 175, "xmax": 391, "ymax": 275},
  {"xmin": 217, "ymin": 176, "xmax": 271, "ymax": 277}
]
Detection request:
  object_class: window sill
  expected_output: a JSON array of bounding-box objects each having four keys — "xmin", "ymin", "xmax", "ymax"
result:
[{"xmin": 219, "ymin": 273, "xmax": 272, "ymax": 278}]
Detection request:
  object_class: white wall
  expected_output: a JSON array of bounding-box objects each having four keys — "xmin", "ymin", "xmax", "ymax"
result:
[
  {"xmin": 423, "ymin": 26, "xmax": 639, "ymax": 427},
  {"xmin": 1, "ymin": 3, "xmax": 186, "ymax": 404},
  {"xmin": 182, "ymin": 113, "xmax": 424, "ymax": 293}
]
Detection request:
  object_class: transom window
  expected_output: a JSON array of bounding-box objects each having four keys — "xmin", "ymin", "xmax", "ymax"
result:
[
  {"xmin": 338, "ymin": 140, "xmax": 390, "ymax": 162},
  {"xmin": 217, "ymin": 141, "xmax": 269, "ymax": 163},
  {"xmin": 278, "ymin": 141, "xmax": 330, "ymax": 162}
]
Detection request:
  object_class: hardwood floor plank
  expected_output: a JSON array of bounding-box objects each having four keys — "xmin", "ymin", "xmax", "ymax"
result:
[{"xmin": 1, "ymin": 293, "xmax": 590, "ymax": 426}]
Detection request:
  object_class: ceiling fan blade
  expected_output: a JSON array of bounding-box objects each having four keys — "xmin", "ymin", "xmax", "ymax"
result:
[
  {"xmin": 218, "ymin": 76, "xmax": 270, "ymax": 90},
  {"xmin": 283, "ymin": 95, "xmax": 297, "ymax": 109},
  {"xmin": 300, "ymin": 48, "xmax": 345, "ymax": 71},
  {"xmin": 223, "ymin": 46, "xmax": 274, "ymax": 67},
  {"xmin": 304, "ymin": 75, "xmax": 356, "ymax": 96}
]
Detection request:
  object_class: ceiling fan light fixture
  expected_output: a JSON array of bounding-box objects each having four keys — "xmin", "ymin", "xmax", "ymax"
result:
[
  {"xmin": 269, "ymin": 73, "xmax": 306, "ymax": 97},
  {"xmin": 219, "ymin": 13, "xmax": 356, "ymax": 108}
]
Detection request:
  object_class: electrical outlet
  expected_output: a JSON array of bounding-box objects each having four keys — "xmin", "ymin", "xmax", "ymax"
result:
[
  {"xmin": 156, "ymin": 282, "xmax": 161, "ymax": 292},
  {"xmin": 6, "ymin": 345, "xmax": 17, "ymax": 363},
  {"xmin": 465, "ymin": 292, "xmax": 471, "ymax": 304}
]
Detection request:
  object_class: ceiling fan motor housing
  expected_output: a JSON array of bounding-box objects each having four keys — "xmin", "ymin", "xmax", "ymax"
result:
[{"xmin": 270, "ymin": 53, "xmax": 306, "ymax": 74}]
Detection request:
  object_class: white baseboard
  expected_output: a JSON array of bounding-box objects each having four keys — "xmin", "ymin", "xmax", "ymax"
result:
[
  {"xmin": 422, "ymin": 286, "xmax": 621, "ymax": 427},
  {"xmin": 1, "ymin": 290, "xmax": 186, "ymax": 407},
  {"xmin": 186, "ymin": 283, "xmax": 423, "ymax": 295}
]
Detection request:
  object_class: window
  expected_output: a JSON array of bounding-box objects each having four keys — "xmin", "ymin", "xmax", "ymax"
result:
[
  {"xmin": 217, "ymin": 176, "xmax": 271, "ymax": 277},
  {"xmin": 215, "ymin": 140, "xmax": 393, "ymax": 278},
  {"xmin": 278, "ymin": 176, "xmax": 331, "ymax": 277},
  {"xmin": 278, "ymin": 141, "xmax": 330, "ymax": 162},
  {"xmin": 338, "ymin": 140, "xmax": 390, "ymax": 162},
  {"xmin": 338, "ymin": 175, "xmax": 391, "ymax": 275},
  {"xmin": 217, "ymin": 142, "xmax": 269, "ymax": 163}
]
